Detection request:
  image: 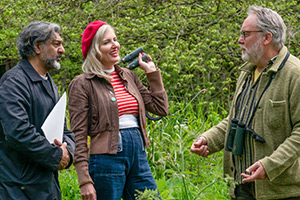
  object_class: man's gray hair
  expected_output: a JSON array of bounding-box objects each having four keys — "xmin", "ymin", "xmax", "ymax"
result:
[
  {"xmin": 248, "ymin": 5, "xmax": 286, "ymax": 50},
  {"xmin": 17, "ymin": 21, "xmax": 61, "ymax": 59}
]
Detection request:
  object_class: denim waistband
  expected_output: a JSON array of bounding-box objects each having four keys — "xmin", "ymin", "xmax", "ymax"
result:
[{"xmin": 119, "ymin": 127, "xmax": 140, "ymax": 131}]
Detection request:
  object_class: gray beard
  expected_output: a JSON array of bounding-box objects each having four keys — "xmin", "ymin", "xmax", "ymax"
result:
[
  {"xmin": 43, "ymin": 55, "xmax": 61, "ymax": 70},
  {"xmin": 50, "ymin": 60, "xmax": 61, "ymax": 70},
  {"xmin": 241, "ymin": 40, "xmax": 263, "ymax": 64}
]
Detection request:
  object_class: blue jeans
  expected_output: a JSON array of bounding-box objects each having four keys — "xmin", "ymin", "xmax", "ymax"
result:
[{"xmin": 89, "ymin": 128, "xmax": 159, "ymax": 200}]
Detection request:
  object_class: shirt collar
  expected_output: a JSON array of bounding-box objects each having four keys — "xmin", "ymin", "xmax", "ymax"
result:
[
  {"xmin": 267, "ymin": 55, "xmax": 277, "ymax": 68},
  {"xmin": 103, "ymin": 66, "xmax": 115, "ymax": 74},
  {"xmin": 259, "ymin": 55, "xmax": 278, "ymax": 73}
]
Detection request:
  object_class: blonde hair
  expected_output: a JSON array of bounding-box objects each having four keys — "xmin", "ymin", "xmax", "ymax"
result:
[{"xmin": 82, "ymin": 25, "xmax": 119, "ymax": 81}]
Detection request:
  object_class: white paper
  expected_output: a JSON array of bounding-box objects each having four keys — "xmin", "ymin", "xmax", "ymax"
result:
[{"xmin": 42, "ymin": 92, "xmax": 66, "ymax": 143}]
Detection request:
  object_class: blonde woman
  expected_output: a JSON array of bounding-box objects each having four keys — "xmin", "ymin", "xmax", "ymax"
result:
[{"xmin": 68, "ymin": 20, "xmax": 168, "ymax": 200}]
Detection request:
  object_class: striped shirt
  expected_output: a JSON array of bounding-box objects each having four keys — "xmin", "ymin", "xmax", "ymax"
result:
[
  {"xmin": 233, "ymin": 57, "xmax": 277, "ymax": 184},
  {"xmin": 233, "ymin": 71, "xmax": 258, "ymax": 184},
  {"xmin": 110, "ymin": 70, "xmax": 139, "ymax": 116}
]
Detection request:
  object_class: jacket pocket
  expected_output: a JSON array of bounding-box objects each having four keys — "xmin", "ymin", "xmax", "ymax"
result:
[
  {"xmin": 89, "ymin": 105, "xmax": 99, "ymax": 131},
  {"xmin": 265, "ymin": 99, "xmax": 286, "ymax": 129},
  {"xmin": 89, "ymin": 105, "xmax": 112, "ymax": 136}
]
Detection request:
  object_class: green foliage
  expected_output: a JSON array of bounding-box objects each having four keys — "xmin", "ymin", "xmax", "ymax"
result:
[
  {"xmin": 135, "ymin": 189, "xmax": 161, "ymax": 200},
  {"xmin": 145, "ymin": 93, "xmax": 230, "ymax": 199},
  {"xmin": 0, "ymin": 0, "xmax": 300, "ymax": 200},
  {"xmin": 59, "ymin": 165, "xmax": 81, "ymax": 200},
  {"xmin": 1, "ymin": 1, "xmax": 300, "ymax": 198},
  {"xmin": 1, "ymin": 0, "xmax": 300, "ymax": 109}
]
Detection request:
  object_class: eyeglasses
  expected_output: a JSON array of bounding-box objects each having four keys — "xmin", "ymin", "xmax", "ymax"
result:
[{"xmin": 240, "ymin": 30, "xmax": 263, "ymax": 39}]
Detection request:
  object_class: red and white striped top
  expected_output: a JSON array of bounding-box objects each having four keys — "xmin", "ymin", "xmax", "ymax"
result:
[{"xmin": 110, "ymin": 70, "xmax": 139, "ymax": 116}]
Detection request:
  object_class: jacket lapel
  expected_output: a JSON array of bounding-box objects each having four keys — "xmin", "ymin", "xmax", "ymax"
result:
[
  {"xmin": 20, "ymin": 58, "xmax": 57, "ymax": 103},
  {"xmin": 41, "ymin": 78, "xmax": 56, "ymax": 102},
  {"xmin": 48, "ymin": 76, "xmax": 59, "ymax": 102}
]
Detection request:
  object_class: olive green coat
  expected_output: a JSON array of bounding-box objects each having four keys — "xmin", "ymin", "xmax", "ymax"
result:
[{"xmin": 202, "ymin": 46, "xmax": 300, "ymax": 199}]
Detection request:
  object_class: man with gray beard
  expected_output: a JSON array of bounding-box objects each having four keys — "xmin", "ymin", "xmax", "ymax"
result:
[
  {"xmin": 0, "ymin": 21, "xmax": 75, "ymax": 200},
  {"xmin": 191, "ymin": 6, "xmax": 300, "ymax": 200}
]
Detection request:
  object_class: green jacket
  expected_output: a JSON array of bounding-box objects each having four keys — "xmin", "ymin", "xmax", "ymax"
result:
[{"xmin": 202, "ymin": 46, "xmax": 300, "ymax": 199}]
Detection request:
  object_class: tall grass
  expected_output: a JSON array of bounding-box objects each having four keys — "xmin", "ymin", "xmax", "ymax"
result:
[
  {"xmin": 146, "ymin": 92, "xmax": 230, "ymax": 200},
  {"xmin": 59, "ymin": 165, "xmax": 81, "ymax": 200},
  {"xmin": 59, "ymin": 93, "xmax": 230, "ymax": 199}
]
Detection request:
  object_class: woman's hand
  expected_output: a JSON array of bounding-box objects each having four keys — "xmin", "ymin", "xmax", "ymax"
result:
[
  {"xmin": 138, "ymin": 53, "xmax": 156, "ymax": 73},
  {"xmin": 80, "ymin": 183, "xmax": 97, "ymax": 200}
]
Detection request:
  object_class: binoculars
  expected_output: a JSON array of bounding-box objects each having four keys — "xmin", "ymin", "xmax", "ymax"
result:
[
  {"xmin": 121, "ymin": 47, "xmax": 150, "ymax": 70},
  {"xmin": 121, "ymin": 47, "xmax": 162, "ymax": 122},
  {"xmin": 225, "ymin": 118, "xmax": 265, "ymax": 156}
]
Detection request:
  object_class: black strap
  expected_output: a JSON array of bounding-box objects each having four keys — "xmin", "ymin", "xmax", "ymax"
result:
[
  {"xmin": 248, "ymin": 51, "xmax": 290, "ymax": 126},
  {"xmin": 234, "ymin": 75, "xmax": 250, "ymax": 118}
]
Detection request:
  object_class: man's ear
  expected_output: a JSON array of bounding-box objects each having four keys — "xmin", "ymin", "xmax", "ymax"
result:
[
  {"xmin": 34, "ymin": 42, "xmax": 42, "ymax": 55},
  {"xmin": 263, "ymin": 32, "xmax": 273, "ymax": 45}
]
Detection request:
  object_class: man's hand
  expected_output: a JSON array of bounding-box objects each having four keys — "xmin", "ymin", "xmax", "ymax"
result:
[
  {"xmin": 241, "ymin": 161, "xmax": 266, "ymax": 183},
  {"xmin": 81, "ymin": 183, "xmax": 97, "ymax": 200},
  {"xmin": 54, "ymin": 139, "xmax": 70, "ymax": 170},
  {"xmin": 190, "ymin": 136, "xmax": 209, "ymax": 157}
]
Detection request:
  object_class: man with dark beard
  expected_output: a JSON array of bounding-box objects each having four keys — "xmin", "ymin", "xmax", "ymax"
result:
[
  {"xmin": 191, "ymin": 6, "xmax": 300, "ymax": 200},
  {"xmin": 0, "ymin": 21, "xmax": 75, "ymax": 200}
]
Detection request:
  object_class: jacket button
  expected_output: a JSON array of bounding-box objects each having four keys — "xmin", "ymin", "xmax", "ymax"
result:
[
  {"xmin": 140, "ymin": 108, "xmax": 143, "ymax": 111},
  {"xmin": 231, "ymin": 167, "xmax": 234, "ymax": 171},
  {"xmin": 143, "ymin": 124, "xmax": 146, "ymax": 128}
]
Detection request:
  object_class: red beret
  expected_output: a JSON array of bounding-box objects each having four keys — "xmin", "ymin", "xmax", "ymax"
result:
[{"xmin": 81, "ymin": 20, "xmax": 107, "ymax": 58}]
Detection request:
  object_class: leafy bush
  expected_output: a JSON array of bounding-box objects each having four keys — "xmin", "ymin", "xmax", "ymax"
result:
[{"xmin": 1, "ymin": 0, "xmax": 299, "ymax": 109}]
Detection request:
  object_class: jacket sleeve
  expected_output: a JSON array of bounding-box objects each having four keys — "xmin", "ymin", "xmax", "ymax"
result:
[
  {"xmin": 201, "ymin": 70, "xmax": 247, "ymax": 154},
  {"xmin": 0, "ymin": 74, "xmax": 62, "ymax": 172},
  {"xmin": 63, "ymin": 119, "xmax": 75, "ymax": 169},
  {"xmin": 68, "ymin": 75, "xmax": 93, "ymax": 186},
  {"xmin": 133, "ymin": 69, "xmax": 168, "ymax": 116},
  {"xmin": 202, "ymin": 116, "xmax": 229, "ymax": 154}
]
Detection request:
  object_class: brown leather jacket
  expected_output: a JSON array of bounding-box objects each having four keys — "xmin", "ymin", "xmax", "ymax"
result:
[{"xmin": 68, "ymin": 65, "xmax": 168, "ymax": 186}]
